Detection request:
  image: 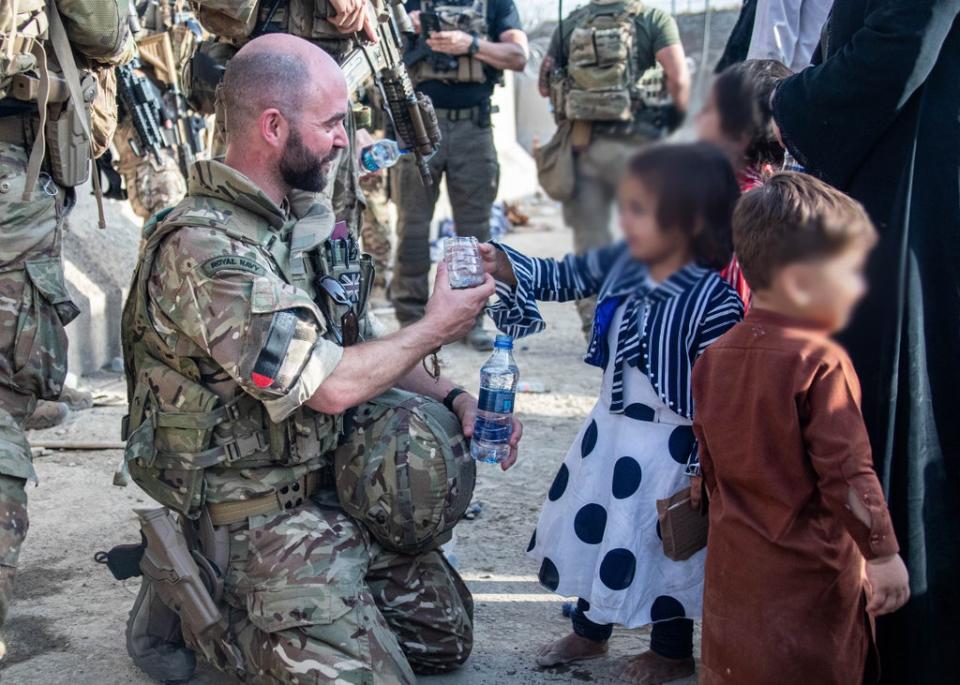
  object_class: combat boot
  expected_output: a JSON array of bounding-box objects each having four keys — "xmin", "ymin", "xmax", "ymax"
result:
[
  {"xmin": 59, "ymin": 386, "xmax": 93, "ymax": 410},
  {"xmin": 465, "ymin": 317, "xmax": 494, "ymax": 352},
  {"xmin": 126, "ymin": 578, "xmax": 196, "ymax": 684},
  {"xmin": 23, "ymin": 401, "xmax": 69, "ymax": 430}
]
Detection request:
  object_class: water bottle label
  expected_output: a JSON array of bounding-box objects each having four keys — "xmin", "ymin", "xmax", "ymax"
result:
[
  {"xmin": 478, "ymin": 388, "xmax": 514, "ymax": 414},
  {"xmin": 473, "ymin": 416, "xmax": 512, "ymax": 442}
]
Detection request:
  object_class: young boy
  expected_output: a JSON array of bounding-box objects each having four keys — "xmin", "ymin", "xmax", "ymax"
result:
[{"xmin": 692, "ymin": 173, "xmax": 910, "ymax": 685}]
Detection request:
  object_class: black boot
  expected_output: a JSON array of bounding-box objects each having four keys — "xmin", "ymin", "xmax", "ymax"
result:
[{"xmin": 126, "ymin": 579, "xmax": 196, "ymax": 684}]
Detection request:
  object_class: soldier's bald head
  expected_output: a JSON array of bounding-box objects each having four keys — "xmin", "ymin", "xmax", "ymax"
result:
[
  {"xmin": 219, "ymin": 33, "xmax": 350, "ymax": 199},
  {"xmin": 221, "ymin": 33, "xmax": 346, "ymax": 136}
]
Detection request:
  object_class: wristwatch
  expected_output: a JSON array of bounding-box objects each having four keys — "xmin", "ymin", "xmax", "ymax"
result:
[
  {"xmin": 443, "ymin": 387, "xmax": 468, "ymax": 412},
  {"xmin": 468, "ymin": 34, "xmax": 480, "ymax": 56}
]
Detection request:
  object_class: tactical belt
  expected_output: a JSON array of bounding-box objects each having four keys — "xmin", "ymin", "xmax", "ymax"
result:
[
  {"xmin": 434, "ymin": 101, "xmax": 498, "ymax": 127},
  {"xmin": 205, "ymin": 469, "xmax": 331, "ymax": 527}
]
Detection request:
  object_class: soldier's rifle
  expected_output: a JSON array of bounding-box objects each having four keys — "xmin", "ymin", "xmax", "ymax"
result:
[
  {"xmin": 341, "ymin": 0, "xmax": 441, "ymax": 186},
  {"xmin": 134, "ymin": 1, "xmax": 206, "ymax": 177},
  {"xmin": 116, "ymin": 60, "xmax": 168, "ymax": 164}
]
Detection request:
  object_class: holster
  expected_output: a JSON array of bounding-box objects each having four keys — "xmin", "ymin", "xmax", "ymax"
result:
[
  {"xmin": 43, "ymin": 71, "xmax": 95, "ymax": 187},
  {"xmin": 136, "ymin": 508, "xmax": 225, "ymax": 643}
]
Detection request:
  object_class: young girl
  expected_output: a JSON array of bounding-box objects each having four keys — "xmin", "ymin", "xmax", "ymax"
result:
[
  {"xmin": 480, "ymin": 143, "xmax": 743, "ymax": 684},
  {"xmin": 695, "ymin": 59, "xmax": 792, "ymax": 306}
]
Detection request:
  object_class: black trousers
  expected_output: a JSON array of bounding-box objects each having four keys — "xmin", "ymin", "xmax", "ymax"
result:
[{"xmin": 570, "ymin": 598, "xmax": 693, "ymax": 660}]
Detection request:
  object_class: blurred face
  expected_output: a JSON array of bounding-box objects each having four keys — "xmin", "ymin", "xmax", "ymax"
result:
[
  {"xmin": 776, "ymin": 242, "xmax": 871, "ymax": 332},
  {"xmin": 617, "ymin": 175, "xmax": 687, "ymax": 264},
  {"xmin": 695, "ymin": 86, "xmax": 746, "ymax": 167},
  {"xmin": 278, "ymin": 76, "xmax": 349, "ymax": 192}
]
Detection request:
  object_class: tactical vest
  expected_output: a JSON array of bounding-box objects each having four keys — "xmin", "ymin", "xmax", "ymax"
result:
[
  {"xmin": 409, "ymin": 0, "xmax": 489, "ymax": 85},
  {"xmin": 551, "ymin": 0, "xmax": 654, "ymax": 123},
  {"xmin": 120, "ymin": 197, "xmax": 356, "ymax": 519},
  {"xmin": 195, "ymin": 0, "xmax": 373, "ymax": 59}
]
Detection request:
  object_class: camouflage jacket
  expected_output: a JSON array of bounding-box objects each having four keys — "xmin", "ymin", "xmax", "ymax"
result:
[{"xmin": 125, "ymin": 160, "xmax": 350, "ymax": 507}]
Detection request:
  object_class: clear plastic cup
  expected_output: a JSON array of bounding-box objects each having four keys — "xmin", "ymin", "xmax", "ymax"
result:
[{"xmin": 444, "ymin": 236, "xmax": 485, "ymax": 289}]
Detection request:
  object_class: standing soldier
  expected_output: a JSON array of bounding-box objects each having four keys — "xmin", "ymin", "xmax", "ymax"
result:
[
  {"xmin": 111, "ymin": 0, "xmax": 207, "ymax": 221},
  {"xmin": 0, "ymin": 0, "xmax": 133, "ymax": 641},
  {"xmin": 393, "ymin": 0, "xmax": 528, "ymax": 351},
  {"xmin": 539, "ymin": 0, "xmax": 690, "ymax": 334}
]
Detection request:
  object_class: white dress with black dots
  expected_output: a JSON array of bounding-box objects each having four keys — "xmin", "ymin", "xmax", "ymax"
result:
[{"xmin": 527, "ymin": 303, "xmax": 705, "ymax": 629}]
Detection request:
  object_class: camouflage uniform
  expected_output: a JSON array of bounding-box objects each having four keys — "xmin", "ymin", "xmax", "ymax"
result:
[
  {"xmin": 0, "ymin": 0, "xmax": 132, "ymax": 627},
  {"xmin": 113, "ymin": 117, "xmax": 186, "ymax": 219},
  {"xmin": 359, "ymin": 171, "xmax": 392, "ymax": 290},
  {"xmin": 122, "ymin": 160, "xmax": 472, "ymax": 683}
]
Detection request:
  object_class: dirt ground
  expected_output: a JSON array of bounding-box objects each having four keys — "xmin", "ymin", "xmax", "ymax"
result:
[{"xmin": 1, "ymin": 201, "xmax": 700, "ymax": 685}]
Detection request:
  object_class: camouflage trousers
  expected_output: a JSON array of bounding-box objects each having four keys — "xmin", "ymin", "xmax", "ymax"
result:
[
  {"xmin": 0, "ymin": 141, "xmax": 73, "ymax": 626},
  {"xmin": 359, "ymin": 173, "xmax": 392, "ymax": 290},
  {"xmin": 391, "ymin": 115, "xmax": 498, "ymax": 324},
  {"xmin": 113, "ymin": 119, "xmax": 187, "ymax": 220},
  {"xmin": 189, "ymin": 502, "xmax": 472, "ymax": 684},
  {"xmin": 564, "ymin": 133, "xmax": 654, "ymax": 334}
]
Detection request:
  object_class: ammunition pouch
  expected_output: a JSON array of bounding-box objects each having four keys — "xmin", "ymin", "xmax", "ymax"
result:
[
  {"xmin": 409, "ymin": 1, "xmax": 489, "ymax": 85},
  {"xmin": 121, "ymin": 356, "xmax": 342, "ymax": 518},
  {"xmin": 554, "ymin": 0, "xmax": 668, "ymax": 125}
]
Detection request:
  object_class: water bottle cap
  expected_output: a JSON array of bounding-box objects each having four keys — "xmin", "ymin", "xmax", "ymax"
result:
[{"xmin": 494, "ymin": 335, "xmax": 513, "ymax": 349}]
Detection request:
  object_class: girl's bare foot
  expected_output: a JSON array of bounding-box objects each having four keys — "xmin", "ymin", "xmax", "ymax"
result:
[
  {"xmin": 612, "ymin": 650, "xmax": 695, "ymax": 684},
  {"xmin": 535, "ymin": 633, "xmax": 608, "ymax": 668}
]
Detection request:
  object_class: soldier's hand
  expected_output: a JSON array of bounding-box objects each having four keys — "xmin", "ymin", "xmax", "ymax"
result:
[
  {"xmin": 456, "ymin": 393, "xmax": 523, "ymax": 472},
  {"xmin": 478, "ymin": 243, "xmax": 517, "ymax": 286},
  {"xmin": 409, "ymin": 10, "xmax": 422, "ymax": 34},
  {"xmin": 331, "ymin": 0, "xmax": 378, "ymax": 42},
  {"xmin": 426, "ymin": 30, "xmax": 473, "ymax": 56},
  {"xmin": 425, "ymin": 261, "xmax": 495, "ymax": 345}
]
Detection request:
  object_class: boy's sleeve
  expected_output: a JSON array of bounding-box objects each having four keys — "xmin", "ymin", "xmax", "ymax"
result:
[
  {"xmin": 802, "ymin": 355, "xmax": 899, "ymax": 560},
  {"xmin": 485, "ymin": 242, "xmax": 622, "ymax": 338}
]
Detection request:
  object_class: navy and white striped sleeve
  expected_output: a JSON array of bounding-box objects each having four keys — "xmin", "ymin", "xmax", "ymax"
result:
[
  {"xmin": 485, "ymin": 242, "xmax": 622, "ymax": 339},
  {"xmin": 695, "ymin": 281, "xmax": 744, "ymax": 357}
]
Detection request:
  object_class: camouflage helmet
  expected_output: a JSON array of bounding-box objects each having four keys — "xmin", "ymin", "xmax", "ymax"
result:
[
  {"xmin": 334, "ymin": 390, "xmax": 475, "ymax": 555},
  {"xmin": 182, "ymin": 40, "xmax": 235, "ymax": 115}
]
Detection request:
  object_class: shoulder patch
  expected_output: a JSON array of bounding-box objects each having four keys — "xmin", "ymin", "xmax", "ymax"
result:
[{"xmin": 200, "ymin": 255, "xmax": 267, "ymax": 278}]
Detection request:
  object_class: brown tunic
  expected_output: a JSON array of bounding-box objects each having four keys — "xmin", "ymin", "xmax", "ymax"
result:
[{"xmin": 692, "ymin": 309, "xmax": 899, "ymax": 685}]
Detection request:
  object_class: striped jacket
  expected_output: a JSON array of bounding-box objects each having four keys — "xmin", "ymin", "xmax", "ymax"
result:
[{"xmin": 487, "ymin": 241, "xmax": 743, "ymax": 423}]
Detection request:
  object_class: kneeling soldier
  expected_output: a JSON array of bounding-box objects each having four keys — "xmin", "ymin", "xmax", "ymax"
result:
[{"xmin": 116, "ymin": 33, "xmax": 521, "ymax": 684}]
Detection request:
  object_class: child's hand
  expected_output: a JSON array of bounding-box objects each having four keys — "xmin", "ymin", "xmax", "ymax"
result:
[
  {"xmin": 864, "ymin": 554, "xmax": 910, "ymax": 616},
  {"xmin": 478, "ymin": 243, "xmax": 517, "ymax": 287}
]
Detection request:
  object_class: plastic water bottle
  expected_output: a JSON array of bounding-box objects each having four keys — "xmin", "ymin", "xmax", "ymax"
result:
[
  {"xmin": 360, "ymin": 139, "xmax": 403, "ymax": 173},
  {"xmin": 471, "ymin": 335, "xmax": 519, "ymax": 464}
]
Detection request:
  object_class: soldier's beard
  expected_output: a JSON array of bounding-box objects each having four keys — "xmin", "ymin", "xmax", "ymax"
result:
[{"xmin": 279, "ymin": 128, "xmax": 338, "ymax": 193}]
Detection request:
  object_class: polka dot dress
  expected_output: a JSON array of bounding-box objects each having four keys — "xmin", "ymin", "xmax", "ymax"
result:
[{"xmin": 528, "ymin": 303, "xmax": 704, "ymax": 628}]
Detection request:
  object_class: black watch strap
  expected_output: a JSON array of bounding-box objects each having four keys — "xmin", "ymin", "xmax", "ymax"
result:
[
  {"xmin": 468, "ymin": 34, "xmax": 480, "ymax": 56},
  {"xmin": 443, "ymin": 387, "xmax": 468, "ymax": 412}
]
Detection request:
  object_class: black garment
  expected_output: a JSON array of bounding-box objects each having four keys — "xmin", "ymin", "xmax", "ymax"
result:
[
  {"xmin": 405, "ymin": 0, "xmax": 522, "ymax": 109},
  {"xmin": 774, "ymin": 1, "xmax": 960, "ymax": 682},
  {"xmin": 571, "ymin": 599, "xmax": 694, "ymax": 659},
  {"xmin": 714, "ymin": 0, "xmax": 757, "ymax": 73}
]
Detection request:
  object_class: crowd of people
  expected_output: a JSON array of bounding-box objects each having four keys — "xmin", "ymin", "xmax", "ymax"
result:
[{"xmin": 0, "ymin": 0, "xmax": 956, "ymax": 684}]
